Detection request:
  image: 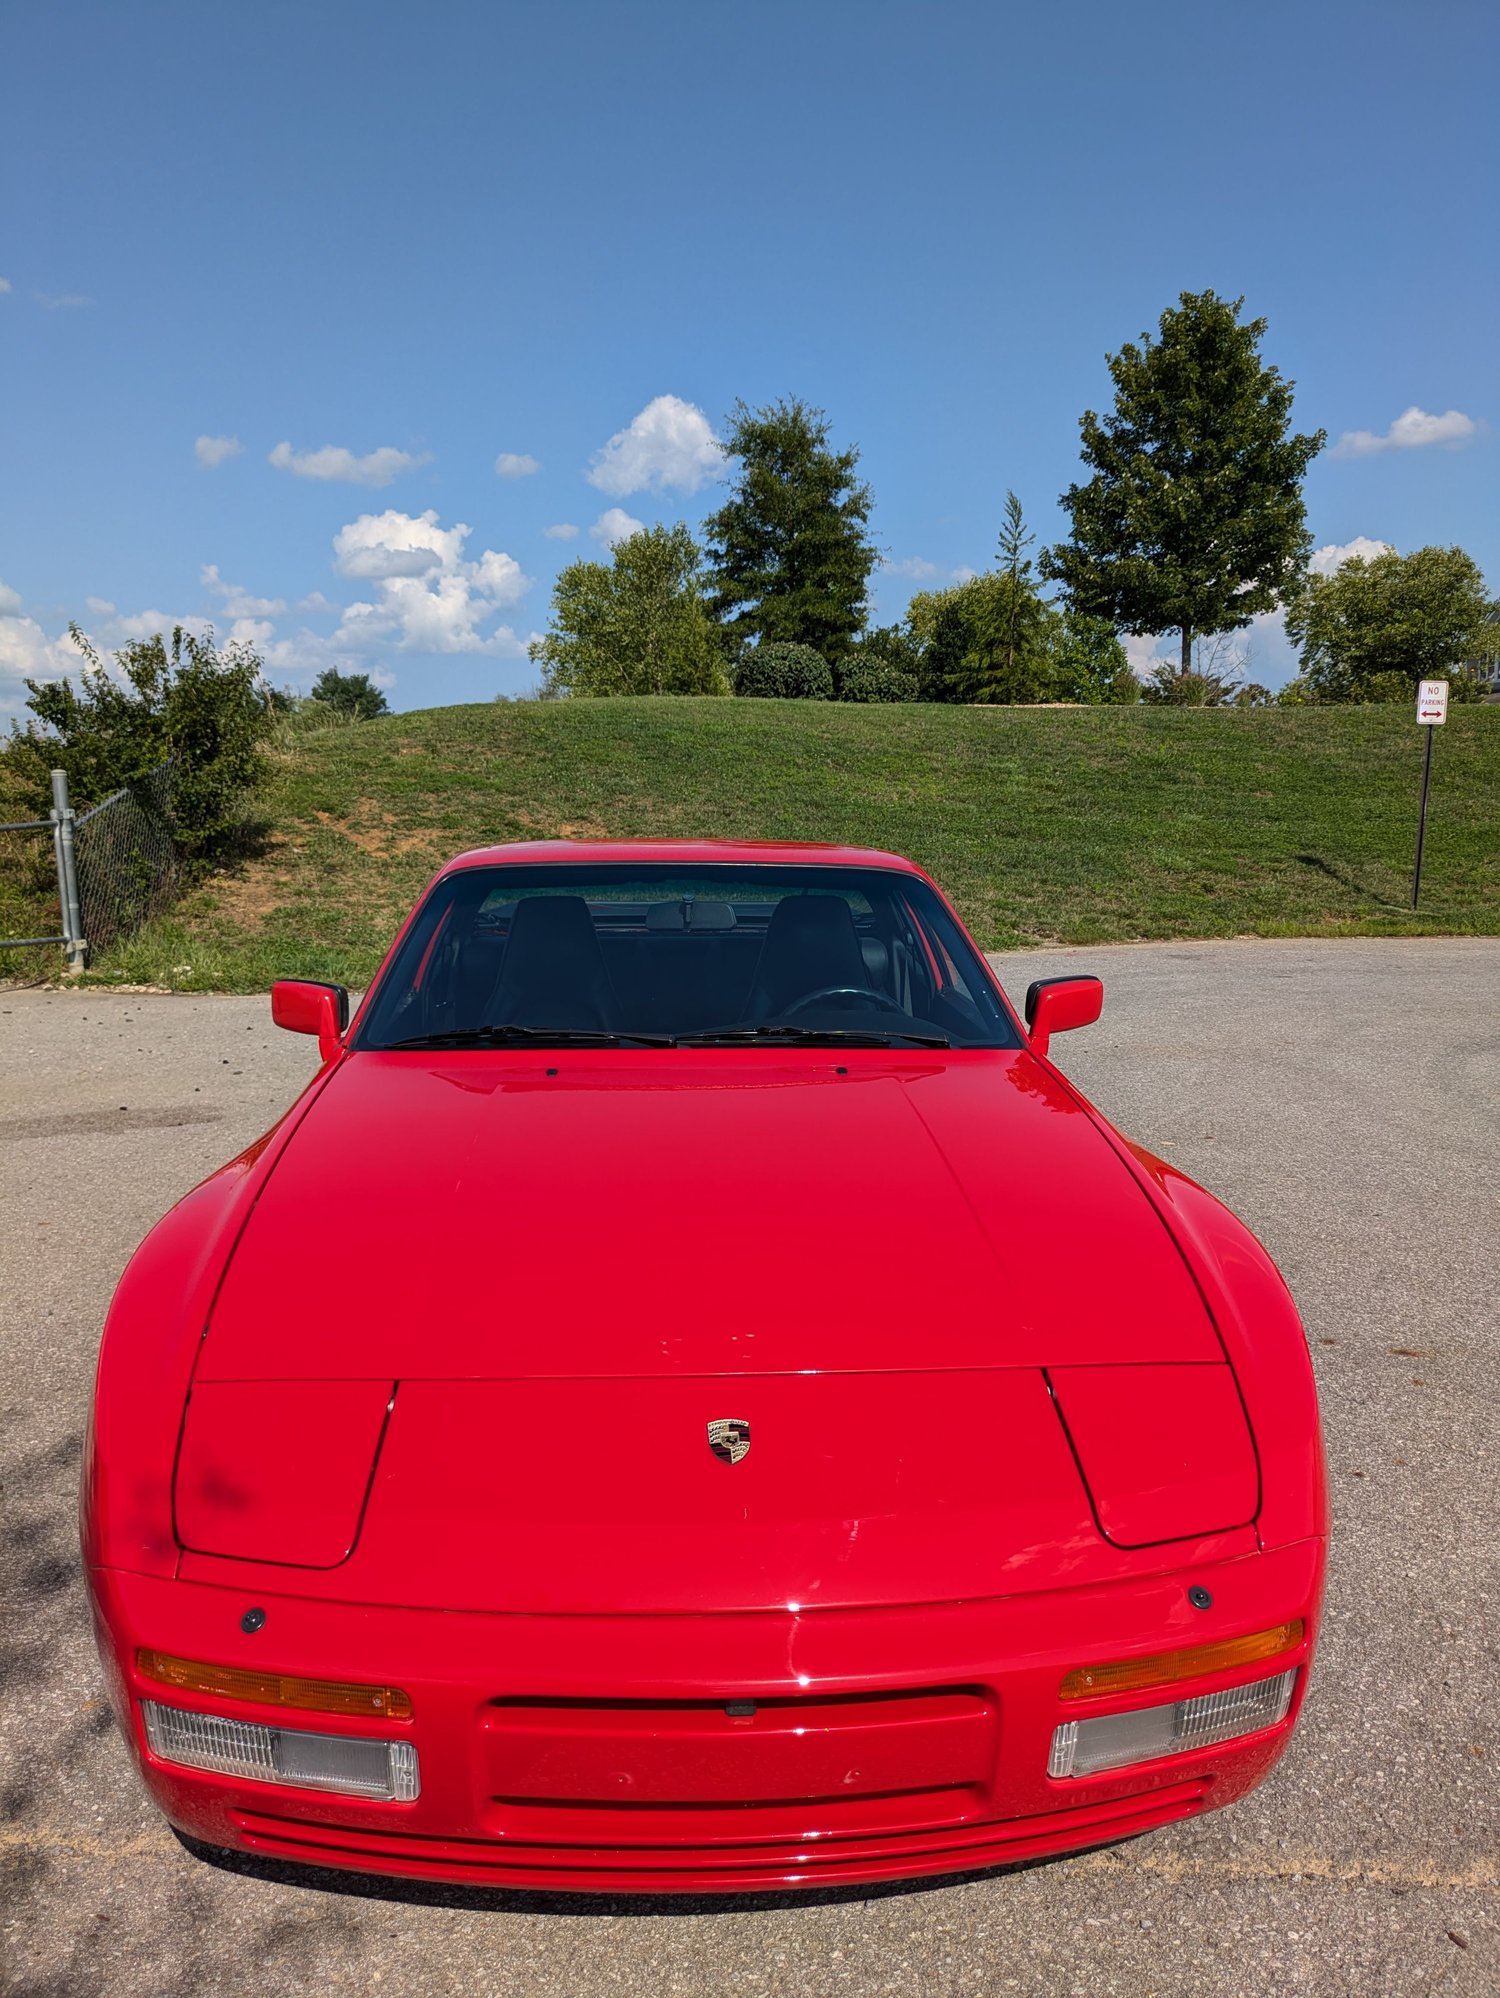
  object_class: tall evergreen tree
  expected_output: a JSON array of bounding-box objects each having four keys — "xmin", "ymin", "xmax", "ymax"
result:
[
  {"xmin": 703, "ymin": 399, "xmax": 876, "ymax": 663},
  {"xmin": 1042, "ymin": 291, "xmax": 1325, "ymax": 678},
  {"xmin": 996, "ymin": 491, "xmax": 1039, "ymax": 685}
]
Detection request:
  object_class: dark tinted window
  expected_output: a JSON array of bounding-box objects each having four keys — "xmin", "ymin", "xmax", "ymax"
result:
[{"xmin": 358, "ymin": 864, "xmax": 1019, "ymax": 1049}]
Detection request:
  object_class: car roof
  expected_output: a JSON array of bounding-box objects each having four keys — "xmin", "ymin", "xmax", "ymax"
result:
[{"xmin": 440, "ymin": 838, "xmax": 926, "ymax": 876}]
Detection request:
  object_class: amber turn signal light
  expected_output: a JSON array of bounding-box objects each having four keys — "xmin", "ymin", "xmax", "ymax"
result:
[
  {"xmin": 1059, "ymin": 1620, "xmax": 1305, "ymax": 1701},
  {"xmin": 136, "ymin": 1649, "xmax": 413, "ymax": 1720}
]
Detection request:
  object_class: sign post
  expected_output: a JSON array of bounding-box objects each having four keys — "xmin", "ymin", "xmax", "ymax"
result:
[{"xmin": 1411, "ymin": 679, "xmax": 1448, "ymax": 909}]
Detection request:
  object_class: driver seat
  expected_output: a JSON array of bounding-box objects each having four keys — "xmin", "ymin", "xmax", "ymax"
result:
[
  {"xmin": 747, "ymin": 895, "xmax": 869, "ymax": 1019},
  {"xmin": 489, "ymin": 895, "xmax": 616, "ymax": 1031}
]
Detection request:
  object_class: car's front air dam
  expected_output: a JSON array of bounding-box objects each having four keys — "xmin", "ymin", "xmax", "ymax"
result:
[{"xmin": 89, "ymin": 1537, "xmax": 1324, "ymax": 1894}]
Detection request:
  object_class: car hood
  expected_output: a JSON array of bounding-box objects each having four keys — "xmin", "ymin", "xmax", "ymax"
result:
[
  {"xmin": 180, "ymin": 1050, "xmax": 1246, "ymax": 1612},
  {"xmin": 199, "ymin": 1048, "xmax": 1221, "ymax": 1382}
]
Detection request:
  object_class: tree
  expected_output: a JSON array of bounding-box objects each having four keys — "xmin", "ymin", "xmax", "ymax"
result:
[
  {"xmin": 310, "ymin": 668, "xmax": 389, "ymax": 719},
  {"xmin": 4, "ymin": 623, "xmax": 274, "ymax": 853},
  {"xmin": 996, "ymin": 492, "xmax": 1043, "ymax": 686},
  {"xmin": 528, "ymin": 523, "xmax": 729, "ymax": 697},
  {"xmin": 1283, "ymin": 545, "xmax": 1492, "ymax": 702},
  {"xmin": 1047, "ymin": 608, "xmax": 1138, "ymax": 704},
  {"xmin": 703, "ymin": 398, "xmax": 876, "ymax": 663},
  {"xmin": 1042, "ymin": 290, "xmax": 1325, "ymax": 680},
  {"xmin": 907, "ymin": 573, "xmax": 1053, "ymax": 703}
]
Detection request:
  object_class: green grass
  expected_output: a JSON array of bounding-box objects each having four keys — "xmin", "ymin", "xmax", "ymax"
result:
[{"xmin": 10, "ymin": 698, "xmax": 1500, "ymax": 992}]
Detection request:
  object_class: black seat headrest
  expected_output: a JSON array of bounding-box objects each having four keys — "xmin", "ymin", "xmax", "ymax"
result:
[{"xmin": 490, "ymin": 895, "xmax": 615, "ymax": 1031}]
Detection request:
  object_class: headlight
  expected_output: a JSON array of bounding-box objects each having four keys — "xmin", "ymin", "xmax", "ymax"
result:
[
  {"xmin": 1048, "ymin": 1668, "xmax": 1296, "ymax": 1779},
  {"xmin": 142, "ymin": 1699, "xmax": 420, "ymax": 1801}
]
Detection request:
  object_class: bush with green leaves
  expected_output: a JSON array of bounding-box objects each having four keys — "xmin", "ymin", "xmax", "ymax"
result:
[
  {"xmin": 3, "ymin": 623, "xmax": 275, "ymax": 853},
  {"xmin": 1139, "ymin": 661, "xmax": 1242, "ymax": 706},
  {"xmin": 1284, "ymin": 545, "xmax": 1491, "ymax": 702},
  {"xmin": 1046, "ymin": 609, "xmax": 1138, "ymax": 704},
  {"xmin": 309, "ymin": 668, "xmax": 391, "ymax": 719},
  {"xmin": 838, "ymin": 657, "xmax": 918, "ymax": 703},
  {"xmin": 732, "ymin": 642, "xmax": 834, "ymax": 700},
  {"xmin": 529, "ymin": 523, "xmax": 728, "ymax": 696},
  {"xmin": 836, "ymin": 626, "xmax": 920, "ymax": 702}
]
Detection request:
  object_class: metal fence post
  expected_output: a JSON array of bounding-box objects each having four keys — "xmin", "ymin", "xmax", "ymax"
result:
[{"xmin": 50, "ymin": 769, "xmax": 88, "ymax": 972}]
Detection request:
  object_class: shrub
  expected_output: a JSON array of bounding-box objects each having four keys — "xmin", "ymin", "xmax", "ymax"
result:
[
  {"xmin": 732, "ymin": 642, "xmax": 833, "ymax": 700},
  {"xmin": 309, "ymin": 668, "xmax": 390, "ymax": 719},
  {"xmin": 529, "ymin": 523, "xmax": 728, "ymax": 696},
  {"xmin": 838, "ymin": 657, "xmax": 917, "ymax": 703},
  {"xmin": 2, "ymin": 623, "xmax": 274, "ymax": 854}
]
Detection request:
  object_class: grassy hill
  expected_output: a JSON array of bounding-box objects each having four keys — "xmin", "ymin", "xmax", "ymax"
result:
[{"xmin": 16, "ymin": 697, "xmax": 1500, "ymax": 991}]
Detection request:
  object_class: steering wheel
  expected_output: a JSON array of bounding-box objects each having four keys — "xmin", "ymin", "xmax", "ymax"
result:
[{"xmin": 782, "ymin": 984, "xmax": 896, "ymax": 1017}]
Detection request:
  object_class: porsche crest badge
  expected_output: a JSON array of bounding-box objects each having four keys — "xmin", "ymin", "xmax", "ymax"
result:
[{"xmin": 706, "ymin": 1418, "xmax": 751, "ymax": 1466}]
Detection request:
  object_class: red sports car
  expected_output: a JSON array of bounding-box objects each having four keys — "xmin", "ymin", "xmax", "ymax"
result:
[{"xmin": 83, "ymin": 841, "xmax": 1326, "ymax": 1893}]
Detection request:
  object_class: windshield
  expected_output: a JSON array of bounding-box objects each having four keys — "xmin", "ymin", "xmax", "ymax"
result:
[{"xmin": 357, "ymin": 863, "xmax": 1019, "ymax": 1050}]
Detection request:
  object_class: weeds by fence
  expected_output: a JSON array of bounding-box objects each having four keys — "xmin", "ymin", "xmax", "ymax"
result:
[
  {"xmin": 0, "ymin": 762, "xmax": 181, "ymax": 972},
  {"xmin": 73, "ymin": 762, "xmax": 181, "ymax": 956}
]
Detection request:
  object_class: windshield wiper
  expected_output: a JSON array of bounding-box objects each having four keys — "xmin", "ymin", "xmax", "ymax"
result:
[
  {"xmin": 683, "ymin": 1026, "xmax": 951, "ymax": 1049},
  {"xmin": 383, "ymin": 1026, "xmax": 678, "ymax": 1050}
]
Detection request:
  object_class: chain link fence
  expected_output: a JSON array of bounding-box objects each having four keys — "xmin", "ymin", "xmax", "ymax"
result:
[
  {"xmin": 1, "ymin": 761, "xmax": 181, "ymax": 971},
  {"xmin": 73, "ymin": 761, "xmax": 182, "ymax": 957}
]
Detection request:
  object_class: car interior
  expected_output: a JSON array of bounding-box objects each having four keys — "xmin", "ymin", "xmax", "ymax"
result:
[{"xmin": 360, "ymin": 867, "xmax": 1018, "ymax": 1047}]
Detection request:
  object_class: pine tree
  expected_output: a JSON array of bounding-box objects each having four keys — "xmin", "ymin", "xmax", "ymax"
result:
[{"xmin": 703, "ymin": 399, "xmax": 876, "ymax": 664}]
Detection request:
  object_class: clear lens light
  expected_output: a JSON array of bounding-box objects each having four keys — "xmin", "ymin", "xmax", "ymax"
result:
[
  {"xmin": 142, "ymin": 1700, "xmax": 419, "ymax": 1801},
  {"xmin": 1048, "ymin": 1669, "xmax": 1296, "ymax": 1779}
]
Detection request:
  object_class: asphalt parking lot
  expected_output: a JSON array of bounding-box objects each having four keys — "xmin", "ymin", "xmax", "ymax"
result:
[{"xmin": 1, "ymin": 937, "xmax": 1495, "ymax": 1997}]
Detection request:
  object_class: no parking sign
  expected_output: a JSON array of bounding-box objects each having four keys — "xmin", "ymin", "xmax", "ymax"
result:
[
  {"xmin": 1411, "ymin": 680, "xmax": 1449, "ymax": 907},
  {"xmin": 1416, "ymin": 680, "xmax": 1449, "ymax": 725}
]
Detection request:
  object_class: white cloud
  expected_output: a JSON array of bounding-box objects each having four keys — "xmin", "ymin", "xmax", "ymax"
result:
[
  {"xmin": 0, "ymin": 278, "xmax": 11, "ymax": 295},
  {"xmin": 85, "ymin": 595, "xmax": 115, "ymax": 615},
  {"xmin": 201, "ymin": 563, "xmax": 286, "ymax": 618},
  {"xmin": 0, "ymin": 579, "xmax": 22, "ymax": 614},
  {"xmin": 882, "ymin": 556, "xmax": 942, "ymax": 582},
  {"xmin": 469, "ymin": 548, "xmax": 527, "ymax": 599},
  {"xmin": 590, "ymin": 507, "xmax": 646, "ymax": 547},
  {"xmin": 1123, "ymin": 632, "xmax": 1175, "ymax": 681},
  {"xmin": 544, "ymin": 522, "xmax": 580, "ymax": 540},
  {"xmin": 195, "ymin": 434, "xmax": 242, "ymax": 468},
  {"xmin": 0, "ymin": 615, "xmax": 78, "ymax": 716},
  {"xmin": 36, "ymin": 291, "xmax": 91, "ymax": 309},
  {"xmin": 269, "ymin": 440, "xmax": 427, "ymax": 487},
  {"xmin": 1308, "ymin": 536, "xmax": 1395, "ymax": 576},
  {"xmin": 495, "ymin": 452, "xmax": 540, "ymax": 479},
  {"xmin": 332, "ymin": 508, "xmax": 468, "ymax": 580},
  {"xmin": 587, "ymin": 394, "xmax": 725, "ymax": 497},
  {"xmin": 1332, "ymin": 406, "xmax": 1478, "ymax": 459},
  {"xmin": 110, "ymin": 609, "xmax": 212, "ymax": 642},
  {"xmin": 225, "ymin": 617, "xmax": 277, "ymax": 651},
  {"xmin": 325, "ymin": 507, "xmax": 531, "ymax": 655},
  {"xmin": 296, "ymin": 591, "xmax": 338, "ymax": 614}
]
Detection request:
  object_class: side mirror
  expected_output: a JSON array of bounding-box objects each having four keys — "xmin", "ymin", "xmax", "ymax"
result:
[
  {"xmin": 271, "ymin": 980, "xmax": 350, "ymax": 1064},
  {"xmin": 1024, "ymin": 975, "xmax": 1103, "ymax": 1059}
]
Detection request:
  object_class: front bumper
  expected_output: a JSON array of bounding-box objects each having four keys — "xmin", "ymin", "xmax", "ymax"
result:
[{"xmin": 89, "ymin": 1538, "xmax": 1323, "ymax": 1894}]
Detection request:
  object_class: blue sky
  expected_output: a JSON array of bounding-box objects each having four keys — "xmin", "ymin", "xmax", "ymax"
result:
[{"xmin": 2, "ymin": 0, "xmax": 1495, "ymax": 712}]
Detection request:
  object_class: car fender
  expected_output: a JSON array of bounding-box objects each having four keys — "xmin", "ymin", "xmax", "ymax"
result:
[
  {"xmin": 80, "ymin": 1064, "xmax": 345, "ymax": 1578},
  {"xmin": 1119, "ymin": 1142, "xmax": 1329, "ymax": 1555}
]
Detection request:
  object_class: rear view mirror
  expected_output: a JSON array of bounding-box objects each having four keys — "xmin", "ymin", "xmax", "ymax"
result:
[
  {"xmin": 271, "ymin": 980, "xmax": 350, "ymax": 1064},
  {"xmin": 1024, "ymin": 976, "xmax": 1103, "ymax": 1059}
]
